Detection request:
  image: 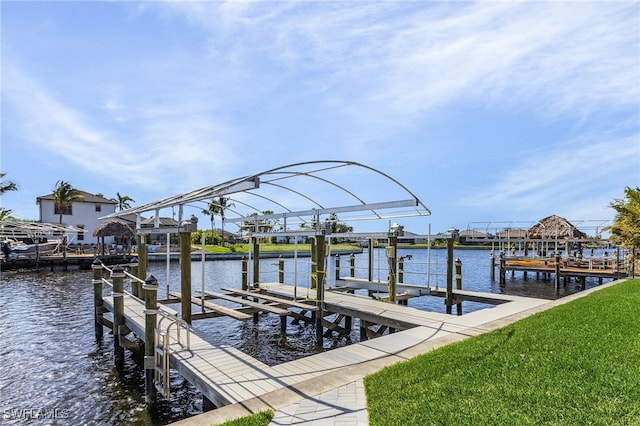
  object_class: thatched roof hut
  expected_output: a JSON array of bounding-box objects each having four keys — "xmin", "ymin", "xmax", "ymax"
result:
[
  {"xmin": 527, "ymin": 215, "xmax": 587, "ymax": 239},
  {"xmin": 93, "ymin": 219, "xmax": 136, "ymax": 238},
  {"xmin": 93, "ymin": 220, "xmax": 136, "ymax": 255}
]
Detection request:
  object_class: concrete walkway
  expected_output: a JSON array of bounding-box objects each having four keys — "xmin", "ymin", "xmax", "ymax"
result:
[
  {"xmin": 173, "ymin": 280, "xmax": 624, "ymax": 426},
  {"xmin": 269, "ymin": 380, "xmax": 368, "ymax": 426}
]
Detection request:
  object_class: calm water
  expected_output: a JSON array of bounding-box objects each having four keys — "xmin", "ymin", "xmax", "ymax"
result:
[{"xmin": 0, "ymin": 248, "xmax": 613, "ymax": 425}]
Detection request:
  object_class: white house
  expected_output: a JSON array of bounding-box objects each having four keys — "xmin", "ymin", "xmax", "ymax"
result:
[{"xmin": 36, "ymin": 191, "xmax": 117, "ymax": 245}]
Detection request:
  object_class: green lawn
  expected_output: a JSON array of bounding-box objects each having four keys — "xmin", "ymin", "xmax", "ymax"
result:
[{"xmin": 365, "ymin": 279, "xmax": 640, "ymax": 425}]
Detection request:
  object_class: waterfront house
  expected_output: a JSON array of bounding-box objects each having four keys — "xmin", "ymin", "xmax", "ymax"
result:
[{"xmin": 36, "ymin": 191, "xmax": 117, "ymax": 245}]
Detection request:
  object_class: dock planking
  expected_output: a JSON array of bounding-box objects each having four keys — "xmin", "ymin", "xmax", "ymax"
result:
[{"xmin": 101, "ymin": 281, "xmax": 550, "ymax": 413}]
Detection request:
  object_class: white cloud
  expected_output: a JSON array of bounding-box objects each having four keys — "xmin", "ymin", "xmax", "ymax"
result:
[{"xmin": 158, "ymin": 1, "xmax": 638, "ymax": 130}]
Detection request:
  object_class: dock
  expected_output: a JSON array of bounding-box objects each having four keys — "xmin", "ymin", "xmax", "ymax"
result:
[
  {"xmin": 97, "ymin": 283, "xmax": 548, "ymax": 407},
  {"xmin": 495, "ymin": 254, "xmax": 628, "ymax": 287}
]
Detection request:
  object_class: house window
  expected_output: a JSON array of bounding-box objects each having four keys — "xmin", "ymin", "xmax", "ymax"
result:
[
  {"xmin": 95, "ymin": 204, "xmax": 102, "ymax": 212},
  {"xmin": 77, "ymin": 225, "xmax": 85, "ymax": 241},
  {"xmin": 54, "ymin": 204, "xmax": 73, "ymax": 215}
]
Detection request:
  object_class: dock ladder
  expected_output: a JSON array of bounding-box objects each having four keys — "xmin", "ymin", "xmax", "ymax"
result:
[{"xmin": 154, "ymin": 315, "xmax": 191, "ymax": 399}]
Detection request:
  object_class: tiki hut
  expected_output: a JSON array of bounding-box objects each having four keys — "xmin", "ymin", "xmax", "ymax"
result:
[
  {"xmin": 93, "ymin": 219, "xmax": 136, "ymax": 255},
  {"xmin": 527, "ymin": 215, "xmax": 587, "ymax": 240}
]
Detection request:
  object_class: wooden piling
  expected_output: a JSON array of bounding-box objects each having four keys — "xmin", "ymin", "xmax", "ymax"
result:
[
  {"xmin": 398, "ymin": 257, "xmax": 404, "ymax": 284},
  {"xmin": 349, "ymin": 253, "xmax": 355, "ymax": 278},
  {"xmin": 111, "ymin": 264, "xmax": 125, "ymax": 369},
  {"xmin": 446, "ymin": 237, "xmax": 453, "ymax": 314},
  {"xmin": 278, "ymin": 256, "xmax": 285, "ymax": 284},
  {"xmin": 241, "ymin": 257, "xmax": 248, "ymax": 291},
  {"xmin": 180, "ymin": 231, "xmax": 192, "ymax": 324},
  {"xmin": 129, "ymin": 257, "xmax": 139, "ymax": 298},
  {"xmin": 314, "ymin": 235, "xmax": 326, "ymax": 348},
  {"xmin": 490, "ymin": 251, "xmax": 495, "ymax": 281},
  {"xmin": 252, "ymin": 237, "xmax": 260, "ymax": 289},
  {"xmin": 143, "ymin": 274, "xmax": 159, "ymax": 405},
  {"xmin": 455, "ymin": 258, "xmax": 462, "ymax": 316},
  {"xmin": 92, "ymin": 258, "xmax": 104, "ymax": 340},
  {"xmin": 554, "ymin": 253, "xmax": 561, "ymax": 290},
  {"xmin": 335, "ymin": 254, "xmax": 341, "ymax": 282},
  {"xmin": 387, "ymin": 234, "xmax": 397, "ymax": 303}
]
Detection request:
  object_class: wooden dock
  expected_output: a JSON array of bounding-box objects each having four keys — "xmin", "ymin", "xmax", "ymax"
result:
[
  {"xmin": 99, "ymin": 281, "xmax": 550, "ymax": 411},
  {"xmin": 498, "ymin": 256, "xmax": 628, "ymax": 287}
]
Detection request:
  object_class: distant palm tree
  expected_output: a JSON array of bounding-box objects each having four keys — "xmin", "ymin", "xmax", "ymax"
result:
[
  {"xmin": 202, "ymin": 201, "xmax": 219, "ymax": 243},
  {"xmin": 0, "ymin": 208, "xmax": 13, "ymax": 220},
  {"xmin": 217, "ymin": 196, "xmax": 235, "ymax": 245},
  {"xmin": 52, "ymin": 180, "xmax": 84, "ymax": 224},
  {"xmin": 0, "ymin": 172, "xmax": 17, "ymax": 195},
  {"xmin": 115, "ymin": 192, "xmax": 135, "ymax": 211},
  {"xmin": 201, "ymin": 197, "xmax": 235, "ymax": 245}
]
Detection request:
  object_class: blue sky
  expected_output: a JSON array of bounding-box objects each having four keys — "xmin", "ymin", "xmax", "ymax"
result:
[{"xmin": 1, "ymin": 1, "xmax": 639, "ymax": 235}]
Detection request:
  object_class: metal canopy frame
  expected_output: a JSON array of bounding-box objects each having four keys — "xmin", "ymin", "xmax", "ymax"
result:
[{"xmin": 102, "ymin": 160, "xmax": 431, "ymax": 234}]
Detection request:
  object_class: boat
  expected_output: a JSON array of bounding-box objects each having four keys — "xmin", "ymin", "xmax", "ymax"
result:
[{"xmin": 2, "ymin": 237, "xmax": 62, "ymax": 260}]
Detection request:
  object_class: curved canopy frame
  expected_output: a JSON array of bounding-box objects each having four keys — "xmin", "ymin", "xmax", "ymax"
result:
[{"xmin": 103, "ymin": 160, "xmax": 431, "ymax": 235}]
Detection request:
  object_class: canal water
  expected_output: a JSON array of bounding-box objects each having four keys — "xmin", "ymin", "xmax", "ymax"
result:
[{"xmin": 0, "ymin": 248, "xmax": 612, "ymax": 425}]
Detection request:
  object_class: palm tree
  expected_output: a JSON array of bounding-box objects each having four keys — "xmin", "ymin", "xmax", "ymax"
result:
[
  {"xmin": 52, "ymin": 180, "xmax": 84, "ymax": 224},
  {"xmin": 202, "ymin": 197, "xmax": 235, "ymax": 245},
  {"xmin": 0, "ymin": 208, "xmax": 13, "ymax": 220},
  {"xmin": 202, "ymin": 200, "xmax": 219, "ymax": 244},
  {"xmin": 0, "ymin": 172, "xmax": 17, "ymax": 195},
  {"xmin": 115, "ymin": 192, "xmax": 135, "ymax": 211},
  {"xmin": 217, "ymin": 196, "xmax": 235, "ymax": 246},
  {"xmin": 608, "ymin": 186, "xmax": 640, "ymax": 251}
]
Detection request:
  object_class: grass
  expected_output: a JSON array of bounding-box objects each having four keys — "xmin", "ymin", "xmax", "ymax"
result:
[
  {"xmin": 215, "ymin": 410, "xmax": 274, "ymax": 426},
  {"xmin": 365, "ymin": 278, "xmax": 640, "ymax": 425}
]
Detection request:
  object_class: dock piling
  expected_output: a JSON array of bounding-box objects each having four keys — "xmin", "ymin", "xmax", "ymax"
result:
[
  {"xmin": 92, "ymin": 258, "xmax": 104, "ymax": 340},
  {"xmin": 143, "ymin": 274, "xmax": 159, "ymax": 405},
  {"xmin": 111, "ymin": 264, "xmax": 125, "ymax": 369}
]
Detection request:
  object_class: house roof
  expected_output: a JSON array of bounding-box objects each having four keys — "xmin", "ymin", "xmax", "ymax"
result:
[{"xmin": 36, "ymin": 191, "xmax": 117, "ymax": 204}]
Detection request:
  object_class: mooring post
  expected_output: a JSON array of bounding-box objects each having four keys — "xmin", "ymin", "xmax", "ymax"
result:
[
  {"xmin": 252, "ymin": 237, "xmax": 260, "ymax": 289},
  {"xmin": 129, "ymin": 257, "xmax": 139, "ymax": 298},
  {"xmin": 398, "ymin": 257, "xmax": 404, "ymax": 284},
  {"xmin": 499, "ymin": 251, "xmax": 506, "ymax": 285},
  {"xmin": 554, "ymin": 253, "xmax": 561, "ymax": 290},
  {"xmin": 446, "ymin": 235, "xmax": 454, "ymax": 315},
  {"xmin": 111, "ymin": 264, "xmax": 125, "ymax": 369},
  {"xmin": 137, "ymin": 233, "xmax": 148, "ymax": 300},
  {"xmin": 455, "ymin": 258, "xmax": 462, "ymax": 315},
  {"xmin": 490, "ymin": 250, "xmax": 496, "ymax": 281},
  {"xmin": 335, "ymin": 254, "xmax": 341, "ymax": 282},
  {"xmin": 315, "ymin": 234, "xmax": 326, "ymax": 348},
  {"xmin": 367, "ymin": 239, "xmax": 374, "ymax": 282},
  {"xmin": 278, "ymin": 256, "xmax": 285, "ymax": 284},
  {"xmin": 349, "ymin": 253, "xmax": 355, "ymax": 278},
  {"xmin": 143, "ymin": 274, "xmax": 159, "ymax": 405},
  {"xmin": 92, "ymin": 258, "xmax": 104, "ymax": 340},
  {"xmin": 180, "ymin": 231, "xmax": 192, "ymax": 325},
  {"xmin": 387, "ymin": 233, "xmax": 397, "ymax": 303},
  {"xmin": 241, "ymin": 256, "xmax": 248, "ymax": 291}
]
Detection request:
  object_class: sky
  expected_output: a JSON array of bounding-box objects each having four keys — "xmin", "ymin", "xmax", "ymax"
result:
[{"xmin": 1, "ymin": 1, "xmax": 639, "ymax": 236}]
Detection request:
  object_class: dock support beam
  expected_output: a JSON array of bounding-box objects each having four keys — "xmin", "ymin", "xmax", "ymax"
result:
[
  {"xmin": 137, "ymin": 233, "xmax": 148, "ymax": 293},
  {"xmin": 180, "ymin": 231, "xmax": 192, "ymax": 324},
  {"xmin": 455, "ymin": 258, "xmax": 462, "ymax": 315},
  {"xmin": 92, "ymin": 259, "xmax": 104, "ymax": 340},
  {"xmin": 554, "ymin": 253, "xmax": 561, "ymax": 290},
  {"xmin": 143, "ymin": 275, "xmax": 159, "ymax": 405},
  {"xmin": 112, "ymin": 265, "xmax": 125, "ymax": 369},
  {"xmin": 387, "ymin": 234, "xmax": 397, "ymax": 303},
  {"xmin": 314, "ymin": 234, "xmax": 326, "ymax": 348},
  {"xmin": 446, "ymin": 236, "xmax": 454, "ymax": 315}
]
